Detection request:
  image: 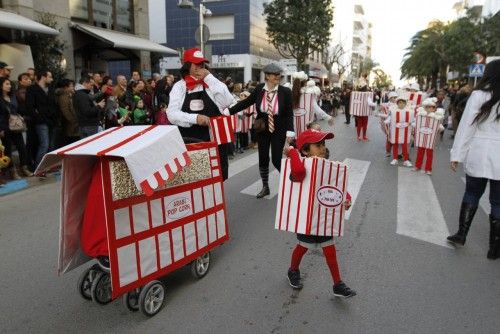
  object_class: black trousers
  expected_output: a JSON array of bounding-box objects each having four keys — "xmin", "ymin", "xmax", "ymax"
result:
[
  {"xmin": 218, "ymin": 143, "xmax": 229, "ymax": 180},
  {"xmin": 256, "ymin": 130, "xmax": 287, "ymax": 171},
  {"xmin": 3, "ymin": 131, "xmax": 28, "ymax": 166},
  {"xmin": 345, "ymin": 105, "xmax": 351, "ymax": 123}
]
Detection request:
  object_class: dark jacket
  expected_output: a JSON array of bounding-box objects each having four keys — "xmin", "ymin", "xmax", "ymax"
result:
[
  {"xmin": 229, "ymin": 83, "xmax": 294, "ymax": 134},
  {"xmin": 74, "ymin": 87, "xmax": 102, "ymax": 127},
  {"xmin": 0, "ymin": 97, "xmax": 15, "ymax": 132},
  {"xmin": 25, "ymin": 84, "xmax": 57, "ymax": 126}
]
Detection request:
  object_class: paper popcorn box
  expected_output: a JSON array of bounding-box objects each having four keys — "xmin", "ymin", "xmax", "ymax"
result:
[
  {"xmin": 240, "ymin": 105, "xmax": 256, "ymax": 133},
  {"xmin": 293, "ymin": 93, "xmax": 315, "ymax": 136},
  {"xmin": 350, "ymin": 91, "xmax": 373, "ymax": 116},
  {"xmin": 389, "ymin": 109, "xmax": 413, "ymax": 145},
  {"xmin": 210, "ymin": 116, "xmax": 235, "ymax": 145},
  {"xmin": 414, "ymin": 115, "xmax": 442, "ymax": 149},
  {"xmin": 275, "ymin": 157, "xmax": 349, "ymax": 237}
]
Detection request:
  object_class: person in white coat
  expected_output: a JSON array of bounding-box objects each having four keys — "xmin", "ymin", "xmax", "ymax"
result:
[{"xmin": 448, "ymin": 59, "xmax": 500, "ymax": 259}]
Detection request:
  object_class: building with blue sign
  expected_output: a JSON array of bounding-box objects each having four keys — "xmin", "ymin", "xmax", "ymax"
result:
[{"xmin": 161, "ymin": 0, "xmax": 284, "ymax": 83}]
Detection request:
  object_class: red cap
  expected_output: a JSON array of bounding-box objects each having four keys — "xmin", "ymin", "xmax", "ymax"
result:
[
  {"xmin": 296, "ymin": 129, "xmax": 334, "ymax": 151},
  {"xmin": 183, "ymin": 48, "xmax": 209, "ymax": 64}
]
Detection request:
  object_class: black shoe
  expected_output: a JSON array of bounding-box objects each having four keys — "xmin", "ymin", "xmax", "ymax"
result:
[
  {"xmin": 344, "ymin": 121, "xmax": 350, "ymax": 124},
  {"xmin": 287, "ymin": 269, "xmax": 303, "ymax": 290},
  {"xmin": 97, "ymin": 256, "xmax": 110, "ymax": 272},
  {"xmin": 333, "ymin": 281, "xmax": 356, "ymax": 298},
  {"xmin": 447, "ymin": 202, "xmax": 478, "ymax": 246},
  {"xmin": 487, "ymin": 215, "xmax": 500, "ymax": 260},
  {"xmin": 256, "ymin": 186, "xmax": 270, "ymax": 198}
]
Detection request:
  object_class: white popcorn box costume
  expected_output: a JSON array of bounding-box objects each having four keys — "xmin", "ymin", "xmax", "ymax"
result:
[
  {"xmin": 275, "ymin": 157, "xmax": 349, "ymax": 237},
  {"xmin": 350, "ymin": 91, "xmax": 374, "ymax": 116},
  {"xmin": 388, "ymin": 106, "xmax": 414, "ymax": 145},
  {"xmin": 414, "ymin": 108, "xmax": 445, "ymax": 149},
  {"xmin": 293, "ymin": 93, "xmax": 315, "ymax": 136},
  {"xmin": 240, "ymin": 104, "xmax": 256, "ymax": 133}
]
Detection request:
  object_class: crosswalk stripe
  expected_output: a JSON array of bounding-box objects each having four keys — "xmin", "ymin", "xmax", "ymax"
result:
[
  {"xmin": 461, "ymin": 177, "xmax": 491, "ymax": 215},
  {"xmin": 228, "ymin": 152, "xmax": 259, "ymax": 179},
  {"xmin": 240, "ymin": 169, "xmax": 280, "ymax": 199},
  {"xmin": 397, "ymin": 167, "xmax": 452, "ymax": 248},
  {"xmin": 342, "ymin": 158, "xmax": 371, "ymax": 220}
]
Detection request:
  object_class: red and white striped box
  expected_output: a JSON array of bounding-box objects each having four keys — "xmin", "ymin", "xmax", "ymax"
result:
[
  {"xmin": 230, "ymin": 113, "xmax": 241, "ymax": 133},
  {"xmin": 408, "ymin": 92, "xmax": 424, "ymax": 107},
  {"xmin": 275, "ymin": 157, "xmax": 349, "ymax": 237},
  {"xmin": 103, "ymin": 142, "xmax": 228, "ymax": 299},
  {"xmin": 389, "ymin": 109, "xmax": 413, "ymax": 145},
  {"xmin": 240, "ymin": 105, "xmax": 256, "ymax": 133},
  {"xmin": 293, "ymin": 93, "xmax": 315, "ymax": 137},
  {"xmin": 379, "ymin": 103, "xmax": 390, "ymax": 136},
  {"xmin": 414, "ymin": 115, "xmax": 442, "ymax": 149},
  {"xmin": 350, "ymin": 91, "xmax": 373, "ymax": 116},
  {"xmin": 209, "ymin": 116, "xmax": 235, "ymax": 145}
]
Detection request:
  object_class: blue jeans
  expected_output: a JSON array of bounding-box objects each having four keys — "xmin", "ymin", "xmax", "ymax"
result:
[
  {"xmin": 463, "ymin": 174, "xmax": 500, "ymax": 218},
  {"xmin": 79, "ymin": 126, "xmax": 99, "ymax": 138},
  {"xmin": 35, "ymin": 124, "xmax": 50, "ymax": 166}
]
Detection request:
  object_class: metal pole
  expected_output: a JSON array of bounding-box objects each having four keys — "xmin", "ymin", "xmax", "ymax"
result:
[
  {"xmin": 474, "ymin": 76, "xmax": 477, "ymax": 87},
  {"xmin": 199, "ymin": 3, "xmax": 204, "ymax": 55}
]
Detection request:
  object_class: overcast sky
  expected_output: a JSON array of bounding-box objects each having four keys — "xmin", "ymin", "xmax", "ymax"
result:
[{"xmin": 360, "ymin": 0, "xmax": 460, "ymax": 86}]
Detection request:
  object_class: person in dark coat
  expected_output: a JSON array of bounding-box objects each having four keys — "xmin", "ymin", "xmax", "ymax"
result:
[
  {"xmin": 73, "ymin": 75, "xmax": 105, "ymax": 138},
  {"xmin": 228, "ymin": 63, "xmax": 294, "ymax": 198},
  {"xmin": 25, "ymin": 70, "xmax": 57, "ymax": 167}
]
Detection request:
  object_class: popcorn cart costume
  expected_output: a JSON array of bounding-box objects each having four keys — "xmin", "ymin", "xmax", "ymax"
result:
[
  {"xmin": 414, "ymin": 98, "xmax": 445, "ymax": 174},
  {"xmin": 349, "ymin": 91, "xmax": 375, "ymax": 141},
  {"xmin": 35, "ymin": 125, "xmax": 229, "ymax": 317},
  {"xmin": 275, "ymin": 129, "xmax": 356, "ymax": 298}
]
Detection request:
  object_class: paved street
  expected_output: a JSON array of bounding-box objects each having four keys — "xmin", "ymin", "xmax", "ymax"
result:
[{"xmin": 1, "ymin": 114, "xmax": 499, "ymax": 334}]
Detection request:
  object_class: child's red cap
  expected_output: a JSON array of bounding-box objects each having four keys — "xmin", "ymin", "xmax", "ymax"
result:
[{"xmin": 296, "ymin": 129, "xmax": 334, "ymax": 151}]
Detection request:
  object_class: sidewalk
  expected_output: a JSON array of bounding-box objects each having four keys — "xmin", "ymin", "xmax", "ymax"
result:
[{"xmin": 0, "ymin": 172, "xmax": 60, "ymax": 197}]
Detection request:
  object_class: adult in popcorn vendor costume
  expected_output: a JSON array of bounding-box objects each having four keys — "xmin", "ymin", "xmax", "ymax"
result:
[
  {"xmin": 168, "ymin": 48, "xmax": 236, "ymax": 180},
  {"xmin": 228, "ymin": 63, "xmax": 294, "ymax": 198},
  {"xmin": 291, "ymin": 71, "xmax": 334, "ymax": 137},
  {"xmin": 448, "ymin": 59, "xmax": 500, "ymax": 260},
  {"xmin": 281, "ymin": 129, "xmax": 356, "ymax": 297},
  {"xmin": 413, "ymin": 98, "xmax": 445, "ymax": 175}
]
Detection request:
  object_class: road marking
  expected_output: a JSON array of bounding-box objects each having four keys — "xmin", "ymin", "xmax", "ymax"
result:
[
  {"xmin": 343, "ymin": 158, "xmax": 371, "ymax": 220},
  {"xmin": 240, "ymin": 169, "xmax": 280, "ymax": 199},
  {"xmin": 461, "ymin": 177, "xmax": 491, "ymax": 215},
  {"xmin": 397, "ymin": 167, "xmax": 452, "ymax": 248},
  {"xmin": 228, "ymin": 152, "xmax": 259, "ymax": 179}
]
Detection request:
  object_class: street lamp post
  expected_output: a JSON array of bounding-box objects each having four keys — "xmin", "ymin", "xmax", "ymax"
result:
[{"xmin": 177, "ymin": 0, "xmax": 212, "ymax": 55}]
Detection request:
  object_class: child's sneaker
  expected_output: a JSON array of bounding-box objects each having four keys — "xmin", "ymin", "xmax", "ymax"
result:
[
  {"xmin": 403, "ymin": 160, "xmax": 413, "ymax": 167},
  {"xmin": 333, "ymin": 281, "xmax": 356, "ymax": 298},
  {"xmin": 412, "ymin": 167, "xmax": 420, "ymax": 172},
  {"xmin": 425, "ymin": 171, "xmax": 432, "ymax": 175},
  {"xmin": 287, "ymin": 269, "xmax": 303, "ymax": 290},
  {"xmin": 390, "ymin": 159, "xmax": 398, "ymax": 166}
]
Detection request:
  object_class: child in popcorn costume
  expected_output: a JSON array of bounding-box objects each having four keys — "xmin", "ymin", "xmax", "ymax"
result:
[
  {"xmin": 285, "ymin": 129, "xmax": 356, "ymax": 298},
  {"xmin": 384, "ymin": 96, "xmax": 414, "ymax": 167},
  {"xmin": 413, "ymin": 98, "xmax": 445, "ymax": 175},
  {"xmin": 377, "ymin": 91, "xmax": 399, "ymax": 156}
]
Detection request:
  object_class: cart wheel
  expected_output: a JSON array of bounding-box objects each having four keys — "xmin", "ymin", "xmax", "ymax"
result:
[
  {"xmin": 191, "ymin": 252, "xmax": 210, "ymax": 279},
  {"xmin": 122, "ymin": 288, "xmax": 141, "ymax": 312},
  {"xmin": 138, "ymin": 280, "xmax": 165, "ymax": 317},
  {"xmin": 77, "ymin": 264, "xmax": 100, "ymax": 300},
  {"xmin": 91, "ymin": 271, "xmax": 112, "ymax": 305}
]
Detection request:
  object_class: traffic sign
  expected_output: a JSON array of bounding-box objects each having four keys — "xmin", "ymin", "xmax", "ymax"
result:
[
  {"xmin": 469, "ymin": 64, "xmax": 485, "ymax": 77},
  {"xmin": 195, "ymin": 24, "xmax": 210, "ymax": 44}
]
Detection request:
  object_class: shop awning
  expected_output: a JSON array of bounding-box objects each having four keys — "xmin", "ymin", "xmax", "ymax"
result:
[
  {"xmin": 70, "ymin": 22, "xmax": 177, "ymax": 54},
  {"xmin": 0, "ymin": 9, "xmax": 59, "ymax": 35}
]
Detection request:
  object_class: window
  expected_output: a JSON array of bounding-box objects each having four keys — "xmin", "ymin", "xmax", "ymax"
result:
[
  {"xmin": 70, "ymin": 0, "xmax": 89, "ymax": 21},
  {"xmin": 204, "ymin": 15, "xmax": 235, "ymax": 41},
  {"xmin": 70, "ymin": 0, "xmax": 133, "ymax": 33}
]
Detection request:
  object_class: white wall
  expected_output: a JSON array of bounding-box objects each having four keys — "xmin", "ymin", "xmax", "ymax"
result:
[{"xmin": 148, "ymin": 0, "xmax": 166, "ymax": 43}]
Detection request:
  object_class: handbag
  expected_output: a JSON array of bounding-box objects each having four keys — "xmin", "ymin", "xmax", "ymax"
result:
[
  {"xmin": 252, "ymin": 117, "xmax": 266, "ymax": 133},
  {"xmin": 9, "ymin": 114, "xmax": 27, "ymax": 132}
]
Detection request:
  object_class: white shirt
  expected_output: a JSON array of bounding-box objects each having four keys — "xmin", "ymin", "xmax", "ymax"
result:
[
  {"xmin": 167, "ymin": 73, "xmax": 236, "ymax": 127},
  {"xmin": 450, "ymin": 90, "xmax": 500, "ymax": 180}
]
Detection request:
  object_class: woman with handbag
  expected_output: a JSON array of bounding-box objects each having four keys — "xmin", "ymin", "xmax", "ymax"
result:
[
  {"xmin": 0, "ymin": 77, "xmax": 32, "ymax": 179},
  {"xmin": 228, "ymin": 63, "xmax": 294, "ymax": 198}
]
